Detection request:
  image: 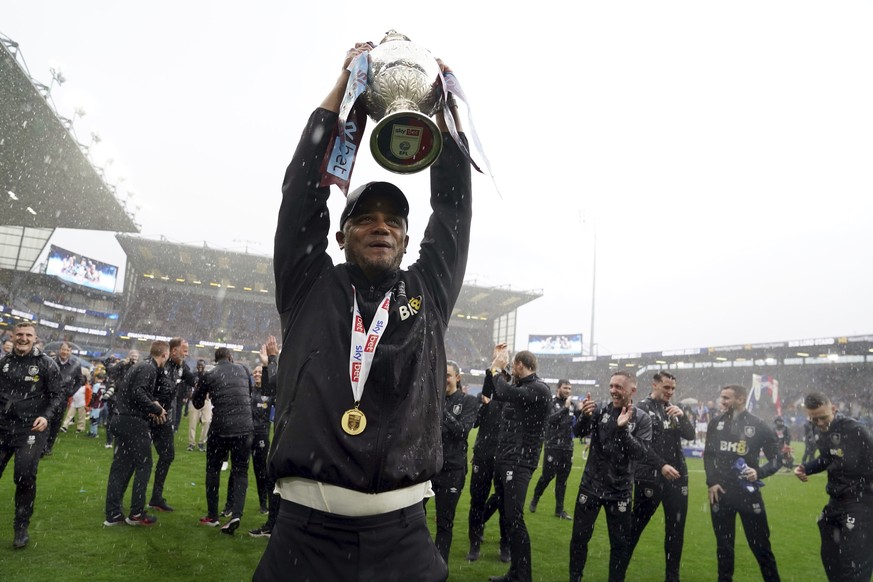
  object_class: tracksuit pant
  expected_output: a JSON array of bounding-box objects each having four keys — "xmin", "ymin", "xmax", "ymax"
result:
[
  {"xmin": 709, "ymin": 486, "xmax": 780, "ymax": 582},
  {"xmin": 570, "ymin": 491, "xmax": 633, "ymax": 582},
  {"xmin": 629, "ymin": 476, "xmax": 689, "ymax": 582},
  {"xmin": 0, "ymin": 427, "xmax": 48, "ymax": 530},
  {"xmin": 818, "ymin": 497, "xmax": 873, "ymax": 582},
  {"xmin": 105, "ymin": 415, "xmax": 152, "ymax": 518}
]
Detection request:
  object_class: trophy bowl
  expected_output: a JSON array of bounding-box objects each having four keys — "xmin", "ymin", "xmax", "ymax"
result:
[{"xmin": 364, "ymin": 31, "xmax": 443, "ymax": 174}]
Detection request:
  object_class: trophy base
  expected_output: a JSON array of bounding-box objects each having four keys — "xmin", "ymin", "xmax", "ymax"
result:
[{"xmin": 370, "ymin": 111, "xmax": 442, "ymax": 174}]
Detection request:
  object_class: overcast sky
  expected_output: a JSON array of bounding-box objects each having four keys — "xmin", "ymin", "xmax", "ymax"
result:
[{"xmin": 3, "ymin": 0, "xmax": 872, "ymax": 355}]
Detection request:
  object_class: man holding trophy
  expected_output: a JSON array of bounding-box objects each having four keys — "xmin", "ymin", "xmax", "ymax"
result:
[{"xmin": 255, "ymin": 34, "xmax": 472, "ymax": 581}]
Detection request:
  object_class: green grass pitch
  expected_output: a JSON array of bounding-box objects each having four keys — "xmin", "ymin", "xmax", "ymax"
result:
[{"xmin": 0, "ymin": 426, "xmax": 828, "ymax": 581}]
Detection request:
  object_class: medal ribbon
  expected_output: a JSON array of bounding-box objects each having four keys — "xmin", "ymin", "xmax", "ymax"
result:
[{"xmin": 348, "ymin": 286, "xmax": 392, "ymax": 405}]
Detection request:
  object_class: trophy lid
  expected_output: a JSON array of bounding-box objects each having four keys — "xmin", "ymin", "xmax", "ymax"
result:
[{"xmin": 380, "ymin": 30, "xmax": 412, "ymax": 43}]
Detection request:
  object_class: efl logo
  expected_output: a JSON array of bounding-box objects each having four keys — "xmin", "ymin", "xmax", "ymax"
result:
[{"xmin": 351, "ymin": 362, "xmax": 361, "ymax": 382}]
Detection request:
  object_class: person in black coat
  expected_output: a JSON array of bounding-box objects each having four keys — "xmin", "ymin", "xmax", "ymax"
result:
[
  {"xmin": 465, "ymin": 376, "xmax": 508, "ymax": 563},
  {"xmin": 628, "ymin": 371, "xmax": 695, "ymax": 582},
  {"xmin": 529, "ymin": 379, "xmax": 576, "ymax": 520},
  {"xmin": 795, "ymin": 391, "xmax": 873, "ymax": 582},
  {"xmin": 704, "ymin": 384, "xmax": 781, "ymax": 582},
  {"xmin": 0, "ymin": 322, "xmax": 63, "ymax": 548},
  {"xmin": 484, "ymin": 344, "xmax": 552, "ymax": 582},
  {"xmin": 427, "ymin": 360, "xmax": 477, "ymax": 564},
  {"xmin": 104, "ymin": 341, "xmax": 169, "ymax": 527},
  {"xmin": 191, "ymin": 347, "xmax": 253, "ymax": 535},
  {"xmin": 569, "ymin": 372, "xmax": 652, "ymax": 582}
]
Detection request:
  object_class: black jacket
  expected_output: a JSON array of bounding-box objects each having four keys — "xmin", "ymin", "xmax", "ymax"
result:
[
  {"xmin": 0, "ymin": 347, "xmax": 63, "ymax": 427},
  {"xmin": 802, "ymin": 413, "xmax": 873, "ymax": 501},
  {"xmin": 634, "ymin": 396, "xmax": 695, "ymax": 483},
  {"xmin": 115, "ymin": 358, "xmax": 164, "ymax": 421},
  {"xmin": 192, "ymin": 360, "xmax": 253, "ymax": 438},
  {"xmin": 441, "ymin": 389, "xmax": 478, "ymax": 471},
  {"xmin": 576, "ymin": 402, "xmax": 652, "ymax": 500},
  {"xmin": 157, "ymin": 359, "xmax": 197, "ymax": 413},
  {"xmin": 472, "ymin": 381, "xmax": 504, "ymax": 463},
  {"xmin": 543, "ymin": 396, "xmax": 576, "ymax": 451},
  {"xmin": 704, "ymin": 408, "xmax": 781, "ymax": 490},
  {"xmin": 484, "ymin": 371, "xmax": 552, "ymax": 471},
  {"xmin": 54, "ymin": 356, "xmax": 85, "ymax": 398},
  {"xmin": 269, "ymin": 108, "xmax": 471, "ymax": 493}
]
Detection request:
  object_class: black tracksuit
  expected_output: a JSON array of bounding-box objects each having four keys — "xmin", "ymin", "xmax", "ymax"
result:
[
  {"xmin": 105, "ymin": 358, "xmax": 164, "ymax": 519},
  {"xmin": 570, "ymin": 402, "xmax": 652, "ymax": 582},
  {"xmin": 531, "ymin": 395, "xmax": 576, "ymax": 515},
  {"xmin": 429, "ymin": 388, "xmax": 477, "ymax": 564},
  {"xmin": 704, "ymin": 408, "xmax": 781, "ymax": 582},
  {"xmin": 104, "ymin": 358, "xmax": 137, "ymax": 446},
  {"xmin": 467, "ymin": 379, "xmax": 507, "ymax": 552},
  {"xmin": 192, "ymin": 359, "xmax": 253, "ymax": 520},
  {"xmin": 801, "ymin": 413, "xmax": 873, "ymax": 582},
  {"xmin": 250, "ymin": 354, "xmax": 276, "ymax": 514},
  {"xmin": 629, "ymin": 397, "xmax": 695, "ymax": 582},
  {"xmin": 148, "ymin": 358, "xmax": 192, "ymax": 505},
  {"xmin": 0, "ymin": 347, "xmax": 63, "ymax": 531},
  {"xmin": 484, "ymin": 371, "xmax": 552, "ymax": 582},
  {"xmin": 255, "ymin": 107, "xmax": 470, "ymax": 582},
  {"xmin": 45, "ymin": 356, "xmax": 85, "ymax": 452}
]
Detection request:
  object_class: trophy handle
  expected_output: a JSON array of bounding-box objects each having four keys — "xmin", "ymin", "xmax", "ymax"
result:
[{"xmin": 370, "ymin": 111, "xmax": 443, "ymax": 174}]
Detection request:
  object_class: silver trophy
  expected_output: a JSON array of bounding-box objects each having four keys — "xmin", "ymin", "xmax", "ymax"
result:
[{"xmin": 364, "ymin": 31, "xmax": 444, "ymax": 174}]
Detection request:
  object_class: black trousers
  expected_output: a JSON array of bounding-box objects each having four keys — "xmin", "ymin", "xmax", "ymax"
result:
[
  {"xmin": 531, "ymin": 447, "xmax": 573, "ymax": 514},
  {"xmin": 494, "ymin": 461, "xmax": 534, "ymax": 582},
  {"xmin": 104, "ymin": 400, "xmax": 116, "ymax": 446},
  {"xmin": 570, "ymin": 491, "xmax": 633, "ymax": 582},
  {"xmin": 427, "ymin": 466, "xmax": 466, "ymax": 564},
  {"xmin": 0, "ymin": 426, "xmax": 48, "ymax": 529},
  {"xmin": 149, "ymin": 420, "xmax": 175, "ymax": 503},
  {"xmin": 44, "ymin": 400, "xmax": 66, "ymax": 452},
  {"xmin": 251, "ymin": 431, "xmax": 271, "ymax": 510},
  {"xmin": 105, "ymin": 415, "xmax": 152, "ymax": 518},
  {"xmin": 254, "ymin": 499, "xmax": 447, "ymax": 582},
  {"xmin": 818, "ymin": 497, "xmax": 873, "ymax": 582},
  {"xmin": 629, "ymin": 477, "xmax": 688, "ymax": 582},
  {"xmin": 709, "ymin": 486, "xmax": 780, "ymax": 582},
  {"xmin": 468, "ymin": 453, "xmax": 507, "ymax": 548},
  {"xmin": 205, "ymin": 433, "xmax": 252, "ymax": 519}
]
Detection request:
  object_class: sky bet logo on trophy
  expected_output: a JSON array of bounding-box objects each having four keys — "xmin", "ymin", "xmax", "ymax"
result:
[{"xmin": 320, "ymin": 30, "xmax": 489, "ymax": 193}]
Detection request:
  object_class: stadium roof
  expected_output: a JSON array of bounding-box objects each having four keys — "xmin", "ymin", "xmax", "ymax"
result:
[
  {"xmin": 116, "ymin": 235, "xmax": 274, "ymax": 293},
  {"xmin": 0, "ymin": 35, "xmax": 138, "ymax": 232},
  {"xmin": 453, "ymin": 283, "xmax": 542, "ymax": 321}
]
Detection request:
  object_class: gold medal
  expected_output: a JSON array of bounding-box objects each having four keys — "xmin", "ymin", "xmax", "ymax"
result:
[{"xmin": 341, "ymin": 407, "xmax": 367, "ymax": 436}]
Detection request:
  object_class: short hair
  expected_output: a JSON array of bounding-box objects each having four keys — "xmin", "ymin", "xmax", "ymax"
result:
[
  {"xmin": 513, "ymin": 350, "xmax": 537, "ymax": 372},
  {"xmin": 169, "ymin": 337, "xmax": 186, "ymax": 351},
  {"xmin": 722, "ymin": 384, "xmax": 747, "ymax": 401},
  {"xmin": 804, "ymin": 392, "xmax": 831, "ymax": 410},
  {"xmin": 610, "ymin": 370, "xmax": 637, "ymax": 386},
  {"xmin": 557, "ymin": 379, "xmax": 571, "ymax": 388},
  {"xmin": 653, "ymin": 370, "xmax": 676, "ymax": 382},
  {"xmin": 60, "ymin": 341, "xmax": 71, "ymax": 350},
  {"xmin": 214, "ymin": 347, "xmax": 232, "ymax": 362},
  {"xmin": 150, "ymin": 340, "xmax": 169, "ymax": 358},
  {"xmin": 447, "ymin": 360, "xmax": 461, "ymax": 376},
  {"xmin": 13, "ymin": 321, "xmax": 36, "ymax": 332}
]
